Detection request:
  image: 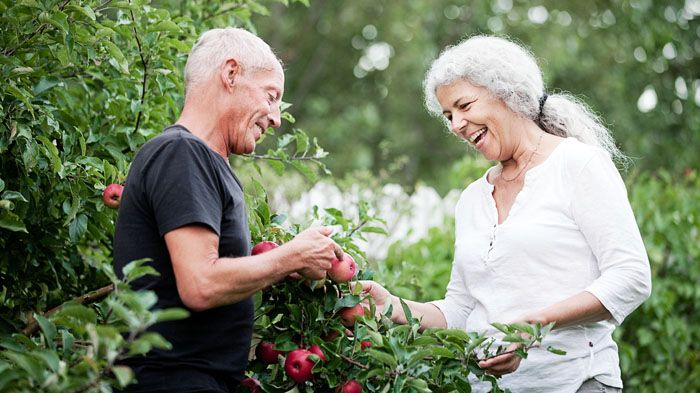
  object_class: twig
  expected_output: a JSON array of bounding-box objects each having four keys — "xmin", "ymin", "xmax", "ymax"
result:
[
  {"xmin": 247, "ymin": 154, "xmax": 320, "ymax": 161},
  {"xmin": 476, "ymin": 344, "xmax": 539, "ymax": 362},
  {"xmin": 347, "ymin": 218, "xmax": 369, "ymax": 238},
  {"xmin": 128, "ymin": 3, "xmax": 148, "ymax": 136},
  {"xmin": 203, "ymin": 4, "xmax": 243, "ymax": 22},
  {"xmin": 22, "ymin": 284, "xmax": 115, "ymax": 336},
  {"xmin": 340, "ymin": 354, "xmax": 369, "ymax": 370}
]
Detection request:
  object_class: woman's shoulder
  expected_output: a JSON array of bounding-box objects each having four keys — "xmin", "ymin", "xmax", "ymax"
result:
[
  {"xmin": 455, "ymin": 167, "xmax": 493, "ymax": 207},
  {"xmin": 557, "ymin": 137, "xmax": 613, "ymax": 176}
]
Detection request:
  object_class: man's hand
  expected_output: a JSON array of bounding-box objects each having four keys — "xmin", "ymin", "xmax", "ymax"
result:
[{"xmin": 285, "ymin": 226, "xmax": 342, "ymax": 279}]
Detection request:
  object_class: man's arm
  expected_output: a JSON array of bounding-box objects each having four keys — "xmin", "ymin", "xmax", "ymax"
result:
[{"xmin": 165, "ymin": 225, "xmax": 340, "ymax": 311}]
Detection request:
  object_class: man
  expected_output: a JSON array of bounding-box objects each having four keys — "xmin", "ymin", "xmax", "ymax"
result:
[{"xmin": 113, "ymin": 28, "xmax": 341, "ymax": 392}]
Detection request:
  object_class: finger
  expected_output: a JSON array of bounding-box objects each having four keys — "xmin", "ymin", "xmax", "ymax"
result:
[
  {"xmin": 333, "ymin": 243, "xmax": 344, "ymax": 260},
  {"xmin": 288, "ymin": 272, "xmax": 303, "ymax": 280},
  {"xmin": 316, "ymin": 226, "xmax": 333, "ymax": 236}
]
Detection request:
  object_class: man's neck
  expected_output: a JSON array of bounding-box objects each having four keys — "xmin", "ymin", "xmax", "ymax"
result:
[{"xmin": 176, "ymin": 96, "xmax": 229, "ymax": 159}]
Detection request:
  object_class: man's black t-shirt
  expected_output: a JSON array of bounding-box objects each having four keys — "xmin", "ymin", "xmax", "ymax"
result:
[{"xmin": 113, "ymin": 125, "xmax": 253, "ymax": 382}]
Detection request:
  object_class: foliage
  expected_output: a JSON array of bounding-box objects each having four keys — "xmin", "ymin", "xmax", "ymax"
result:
[
  {"xmin": 614, "ymin": 169, "xmax": 700, "ymax": 392},
  {"xmin": 255, "ymin": 0, "xmax": 700, "ymax": 193},
  {"xmin": 0, "ymin": 260, "xmax": 189, "ymax": 392},
  {"xmin": 245, "ymin": 195, "xmax": 560, "ymax": 392}
]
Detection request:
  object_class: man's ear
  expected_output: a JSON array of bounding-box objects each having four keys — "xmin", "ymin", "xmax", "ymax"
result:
[{"xmin": 220, "ymin": 58, "xmax": 242, "ymax": 91}]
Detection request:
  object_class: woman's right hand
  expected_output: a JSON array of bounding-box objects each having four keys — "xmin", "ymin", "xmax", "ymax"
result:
[{"xmin": 357, "ymin": 280, "xmax": 396, "ymax": 317}]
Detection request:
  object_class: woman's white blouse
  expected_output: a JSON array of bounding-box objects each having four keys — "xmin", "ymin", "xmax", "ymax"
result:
[{"xmin": 431, "ymin": 138, "xmax": 651, "ymax": 393}]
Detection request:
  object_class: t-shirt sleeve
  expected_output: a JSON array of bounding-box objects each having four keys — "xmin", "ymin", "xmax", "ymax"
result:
[
  {"xmin": 142, "ymin": 137, "xmax": 223, "ymax": 237},
  {"xmin": 572, "ymin": 150, "xmax": 652, "ymax": 325}
]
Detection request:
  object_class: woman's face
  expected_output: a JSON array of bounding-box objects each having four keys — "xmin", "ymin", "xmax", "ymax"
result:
[{"xmin": 436, "ymin": 78, "xmax": 516, "ymax": 161}]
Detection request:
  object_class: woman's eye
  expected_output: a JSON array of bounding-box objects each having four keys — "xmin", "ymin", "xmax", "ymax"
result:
[{"xmin": 459, "ymin": 103, "xmax": 469, "ymax": 110}]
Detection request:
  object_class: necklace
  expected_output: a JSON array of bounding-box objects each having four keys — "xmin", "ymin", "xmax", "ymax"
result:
[{"xmin": 499, "ymin": 132, "xmax": 545, "ymax": 182}]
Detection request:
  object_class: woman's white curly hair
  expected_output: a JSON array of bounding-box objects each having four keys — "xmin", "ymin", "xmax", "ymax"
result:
[{"xmin": 423, "ymin": 35, "xmax": 624, "ymax": 161}]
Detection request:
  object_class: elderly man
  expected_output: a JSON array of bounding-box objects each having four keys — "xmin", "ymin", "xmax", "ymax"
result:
[{"xmin": 113, "ymin": 28, "xmax": 341, "ymax": 392}]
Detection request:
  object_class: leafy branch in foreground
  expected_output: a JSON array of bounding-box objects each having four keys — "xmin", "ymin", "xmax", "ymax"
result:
[{"xmin": 0, "ymin": 260, "xmax": 188, "ymax": 393}]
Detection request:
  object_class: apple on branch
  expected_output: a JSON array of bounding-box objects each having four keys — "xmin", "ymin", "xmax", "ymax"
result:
[
  {"xmin": 102, "ymin": 183, "xmax": 124, "ymax": 209},
  {"xmin": 339, "ymin": 304, "xmax": 365, "ymax": 327},
  {"xmin": 328, "ymin": 253, "xmax": 357, "ymax": 283},
  {"xmin": 341, "ymin": 379, "xmax": 363, "ymax": 393},
  {"xmin": 284, "ymin": 348, "xmax": 315, "ymax": 383},
  {"xmin": 255, "ymin": 341, "xmax": 282, "ymax": 364}
]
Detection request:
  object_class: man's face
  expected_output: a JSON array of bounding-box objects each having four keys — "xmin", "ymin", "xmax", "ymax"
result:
[{"xmin": 225, "ymin": 65, "xmax": 284, "ymax": 155}]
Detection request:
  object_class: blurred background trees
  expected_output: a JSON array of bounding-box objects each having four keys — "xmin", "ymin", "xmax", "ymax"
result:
[{"xmin": 255, "ymin": 0, "xmax": 699, "ymax": 193}]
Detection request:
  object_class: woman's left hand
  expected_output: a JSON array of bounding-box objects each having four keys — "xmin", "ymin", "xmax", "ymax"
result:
[{"xmin": 478, "ymin": 343, "xmax": 523, "ymax": 375}]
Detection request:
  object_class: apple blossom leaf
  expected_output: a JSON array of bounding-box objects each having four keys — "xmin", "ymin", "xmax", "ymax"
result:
[
  {"xmin": 68, "ymin": 214, "xmax": 87, "ymax": 242},
  {"xmin": 335, "ymin": 295, "xmax": 361, "ymax": 310}
]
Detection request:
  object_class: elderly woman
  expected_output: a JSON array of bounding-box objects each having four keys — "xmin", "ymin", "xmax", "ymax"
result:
[{"xmin": 360, "ymin": 36, "xmax": 651, "ymax": 392}]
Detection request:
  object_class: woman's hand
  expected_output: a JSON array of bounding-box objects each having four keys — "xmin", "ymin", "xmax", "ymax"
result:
[
  {"xmin": 356, "ymin": 280, "xmax": 395, "ymax": 317},
  {"xmin": 478, "ymin": 343, "xmax": 523, "ymax": 376}
]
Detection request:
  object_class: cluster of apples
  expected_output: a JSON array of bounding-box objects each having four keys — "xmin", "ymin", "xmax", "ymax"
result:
[{"xmin": 246, "ymin": 240, "xmax": 365, "ymax": 392}]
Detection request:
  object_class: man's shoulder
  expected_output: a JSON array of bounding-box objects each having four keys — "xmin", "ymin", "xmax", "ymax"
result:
[{"xmin": 135, "ymin": 125, "xmax": 210, "ymax": 163}]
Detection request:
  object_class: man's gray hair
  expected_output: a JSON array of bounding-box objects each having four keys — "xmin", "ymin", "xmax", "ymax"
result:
[
  {"xmin": 184, "ymin": 27, "xmax": 282, "ymax": 94},
  {"xmin": 423, "ymin": 35, "xmax": 624, "ymax": 162}
]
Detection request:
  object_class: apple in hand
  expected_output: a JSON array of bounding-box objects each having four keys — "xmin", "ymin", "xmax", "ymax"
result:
[
  {"xmin": 255, "ymin": 341, "xmax": 282, "ymax": 364},
  {"xmin": 341, "ymin": 380, "xmax": 362, "ymax": 393},
  {"xmin": 240, "ymin": 377, "xmax": 261, "ymax": 392},
  {"xmin": 284, "ymin": 348, "xmax": 315, "ymax": 383},
  {"xmin": 328, "ymin": 254, "xmax": 357, "ymax": 283},
  {"xmin": 339, "ymin": 304, "xmax": 364, "ymax": 327},
  {"xmin": 308, "ymin": 344, "xmax": 327, "ymax": 361},
  {"xmin": 102, "ymin": 183, "xmax": 124, "ymax": 209},
  {"xmin": 252, "ymin": 240, "xmax": 279, "ymax": 255}
]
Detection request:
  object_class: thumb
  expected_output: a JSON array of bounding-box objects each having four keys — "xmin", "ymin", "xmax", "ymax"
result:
[{"xmin": 315, "ymin": 226, "xmax": 334, "ymax": 236}]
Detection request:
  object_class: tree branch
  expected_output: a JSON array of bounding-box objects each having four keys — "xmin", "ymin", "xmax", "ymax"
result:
[
  {"xmin": 22, "ymin": 284, "xmax": 115, "ymax": 336},
  {"xmin": 129, "ymin": 4, "xmax": 149, "ymax": 136},
  {"xmin": 340, "ymin": 354, "xmax": 369, "ymax": 370}
]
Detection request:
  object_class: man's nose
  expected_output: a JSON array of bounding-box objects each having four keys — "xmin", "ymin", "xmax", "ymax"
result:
[{"xmin": 268, "ymin": 105, "xmax": 281, "ymax": 128}]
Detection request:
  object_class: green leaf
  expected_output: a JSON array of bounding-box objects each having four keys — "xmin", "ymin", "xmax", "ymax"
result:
[
  {"xmin": 366, "ymin": 349, "xmax": 397, "ymax": 368},
  {"xmin": 112, "ymin": 365, "xmax": 134, "ymax": 387},
  {"xmin": 68, "ymin": 214, "xmax": 88, "ymax": 242},
  {"xmin": 33, "ymin": 314, "xmax": 57, "ymax": 350},
  {"xmin": 103, "ymin": 41, "xmax": 129, "ymax": 74},
  {"xmin": 148, "ymin": 20, "xmax": 180, "ymax": 33},
  {"xmin": 0, "ymin": 211, "xmax": 27, "ymax": 233},
  {"xmin": 48, "ymin": 11, "xmax": 69, "ymax": 34},
  {"xmin": 361, "ymin": 226, "xmax": 387, "ymax": 235},
  {"xmin": 291, "ymin": 160, "xmax": 317, "ymax": 182},
  {"xmin": 154, "ymin": 308, "xmax": 189, "ymax": 322},
  {"xmin": 2, "ymin": 351, "xmax": 44, "ymax": 381},
  {"xmin": 546, "ymin": 346, "xmax": 567, "ymax": 356},
  {"xmin": 1, "ymin": 191, "xmax": 28, "ymax": 203}
]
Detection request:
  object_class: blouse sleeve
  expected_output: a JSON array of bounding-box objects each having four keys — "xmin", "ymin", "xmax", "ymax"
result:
[
  {"xmin": 572, "ymin": 150, "xmax": 652, "ymax": 325},
  {"xmin": 430, "ymin": 259, "xmax": 476, "ymax": 329}
]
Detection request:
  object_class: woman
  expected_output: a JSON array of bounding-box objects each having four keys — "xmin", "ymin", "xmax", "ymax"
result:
[{"xmin": 360, "ymin": 36, "xmax": 651, "ymax": 392}]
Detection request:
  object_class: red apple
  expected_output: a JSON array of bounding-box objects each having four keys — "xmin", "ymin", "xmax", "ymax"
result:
[
  {"xmin": 255, "ymin": 341, "xmax": 282, "ymax": 364},
  {"xmin": 252, "ymin": 241, "xmax": 279, "ymax": 255},
  {"xmin": 102, "ymin": 183, "xmax": 123, "ymax": 209},
  {"xmin": 284, "ymin": 348, "xmax": 315, "ymax": 383},
  {"xmin": 240, "ymin": 377, "xmax": 261, "ymax": 392},
  {"xmin": 328, "ymin": 254, "xmax": 357, "ymax": 283},
  {"xmin": 341, "ymin": 380, "xmax": 362, "ymax": 393},
  {"xmin": 339, "ymin": 304, "xmax": 364, "ymax": 327},
  {"xmin": 308, "ymin": 344, "xmax": 327, "ymax": 361},
  {"xmin": 360, "ymin": 340, "xmax": 372, "ymax": 351}
]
